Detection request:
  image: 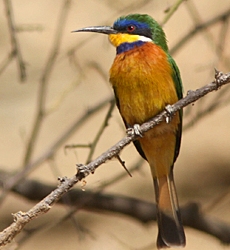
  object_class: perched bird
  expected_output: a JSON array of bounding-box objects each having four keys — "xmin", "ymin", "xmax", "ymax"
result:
[{"xmin": 73, "ymin": 14, "xmax": 185, "ymax": 249}]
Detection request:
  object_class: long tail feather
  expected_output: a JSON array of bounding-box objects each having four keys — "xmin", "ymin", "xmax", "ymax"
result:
[{"xmin": 154, "ymin": 170, "xmax": 185, "ymax": 248}]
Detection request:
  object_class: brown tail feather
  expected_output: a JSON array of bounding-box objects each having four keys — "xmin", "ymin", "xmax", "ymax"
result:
[{"xmin": 154, "ymin": 170, "xmax": 185, "ymax": 249}]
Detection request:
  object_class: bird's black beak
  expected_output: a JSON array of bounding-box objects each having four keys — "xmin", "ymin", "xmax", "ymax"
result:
[{"xmin": 72, "ymin": 26, "xmax": 117, "ymax": 35}]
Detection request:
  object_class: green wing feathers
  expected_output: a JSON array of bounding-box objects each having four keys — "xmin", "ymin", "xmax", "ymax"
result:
[{"xmin": 168, "ymin": 55, "xmax": 183, "ymax": 163}]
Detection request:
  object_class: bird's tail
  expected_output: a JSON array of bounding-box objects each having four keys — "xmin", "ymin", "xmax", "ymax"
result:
[{"xmin": 153, "ymin": 170, "xmax": 185, "ymax": 249}]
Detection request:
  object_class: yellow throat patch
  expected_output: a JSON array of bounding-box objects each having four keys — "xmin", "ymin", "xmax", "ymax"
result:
[{"xmin": 109, "ymin": 34, "xmax": 148, "ymax": 47}]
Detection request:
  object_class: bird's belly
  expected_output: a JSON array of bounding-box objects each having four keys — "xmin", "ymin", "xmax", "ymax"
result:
[{"xmin": 117, "ymin": 86, "xmax": 161, "ymax": 125}]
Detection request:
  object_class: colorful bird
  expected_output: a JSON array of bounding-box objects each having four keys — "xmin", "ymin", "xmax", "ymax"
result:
[{"xmin": 73, "ymin": 14, "xmax": 185, "ymax": 249}]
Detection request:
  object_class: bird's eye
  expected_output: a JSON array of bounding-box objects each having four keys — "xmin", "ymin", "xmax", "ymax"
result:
[{"xmin": 127, "ymin": 25, "xmax": 136, "ymax": 32}]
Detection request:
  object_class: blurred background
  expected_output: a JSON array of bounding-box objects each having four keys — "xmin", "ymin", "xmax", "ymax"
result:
[{"xmin": 1, "ymin": 0, "xmax": 230, "ymax": 249}]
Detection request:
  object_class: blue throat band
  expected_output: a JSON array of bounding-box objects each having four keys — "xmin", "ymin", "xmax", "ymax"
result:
[{"xmin": 117, "ymin": 41, "xmax": 145, "ymax": 54}]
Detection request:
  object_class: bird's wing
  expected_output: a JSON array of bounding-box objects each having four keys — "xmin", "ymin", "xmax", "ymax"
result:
[{"xmin": 168, "ymin": 55, "xmax": 183, "ymax": 162}]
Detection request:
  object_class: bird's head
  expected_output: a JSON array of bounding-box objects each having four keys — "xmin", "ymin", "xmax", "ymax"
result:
[{"xmin": 73, "ymin": 14, "xmax": 168, "ymax": 52}]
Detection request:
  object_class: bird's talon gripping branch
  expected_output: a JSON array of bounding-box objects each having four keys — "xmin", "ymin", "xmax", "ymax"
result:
[
  {"xmin": 165, "ymin": 104, "xmax": 174, "ymax": 123},
  {"xmin": 127, "ymin": 124, "xmax": 143, "ymax": 137}
]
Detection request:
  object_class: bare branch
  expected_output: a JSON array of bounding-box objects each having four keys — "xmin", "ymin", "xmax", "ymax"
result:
[
  {"xmin": 3, "ymin": 0, "xmax": 26, "ymax": 81},
  {"xmin": 0, "ymin": 50, "xmax": 15, "ymax": 75},
  {"xmin": 86, "ymin": 100, "xmax": 116, "ymax": 163},
  {"xmin": 161, "ymin": 0, "xmax": 186, "ymax": 25},
  {"xmin": 0, "ymin": 175, "xmax": 77, "ymax": 247},
  {"xmin": 171, "ymin": 8, "xmax": 230, "ymax": 54},
  {"xmin": 115, "ymin": 155, "xmax": 132, "ymax": 177},
  {"xmin": 0, "ymin": 70, "xmax": 229, "ymax": 247}
]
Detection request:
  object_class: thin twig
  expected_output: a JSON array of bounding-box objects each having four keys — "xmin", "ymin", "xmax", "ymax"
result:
[
  {"xmin": 3, "ymin": 0, "xmax": 26, "ymax": 81},
  {"xmin": 116, "ymin": 155, "xmax": 132, "ymax": 177},
  {"xmin": 185, "ymin": 1, "xmax": 230, "ymax": 70},
  {"xmin": 161, "ymin": 0, "xmax": 186, "ymax": 25},
  {"xmin": 0, "ymin": 50, "xmax": 15, "ymax": 75},
  {"xmin": 216, "ymin": 16, "xmax": 229, "ymax": 68},
  {"xmin": 170, "ymin": 8, "xmax": 230, "ymax": 54},
  {"xmin": 185, "ymin": 1, "xmax": 216, "ymax": 50},
  {"xmin": 184, "ymin": 92, "xmax": 230, "ymax": 130},
  {"xmin": 65, "ymin": 144, "xmax": 92, "ymax": 150},
  {"xmin": 86, "ymin": 100, "xmax": 116, "ymax": 163},
  {"xmin": 99, "ymin": 158, "xmax": 144, "ymax": 189}
]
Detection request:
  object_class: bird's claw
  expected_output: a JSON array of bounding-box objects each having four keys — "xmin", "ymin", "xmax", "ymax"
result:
[
  {"xmin": 165, "ymin": 105, "xmax": 174, "ymax": 123},
  {"xmin": 127, "ymin": 124, "xmax": 143, "ymax": 137}
]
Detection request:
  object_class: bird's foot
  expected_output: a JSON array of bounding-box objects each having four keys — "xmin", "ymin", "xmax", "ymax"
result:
[
  {"xmin": 126, "ymin": 124, "xmax": 143, "ymax": 137},
  {"xmin": 164, "ymin": 104, "xmax": 174, "ymax": 123}
]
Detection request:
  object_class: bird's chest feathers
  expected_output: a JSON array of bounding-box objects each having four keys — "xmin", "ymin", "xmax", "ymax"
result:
[{"xmin": 109, "ymin": 43, "xmax": 178, "ymax": 125}]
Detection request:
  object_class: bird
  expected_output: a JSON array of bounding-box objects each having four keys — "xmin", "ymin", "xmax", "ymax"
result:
[{"xmin": 73, "ymin": 14, "xmax": 185, "ymax": 249}]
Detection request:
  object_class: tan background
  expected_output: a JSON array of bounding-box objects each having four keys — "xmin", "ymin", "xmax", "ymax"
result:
[{"xmin": 1, "ymin": 0, "xmax": 230, "ymax": 249}]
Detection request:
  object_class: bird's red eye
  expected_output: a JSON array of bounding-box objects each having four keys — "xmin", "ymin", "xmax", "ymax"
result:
[{"xmin": 127, "ymin": 25, "xmax": 136, "ymax": 32}]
